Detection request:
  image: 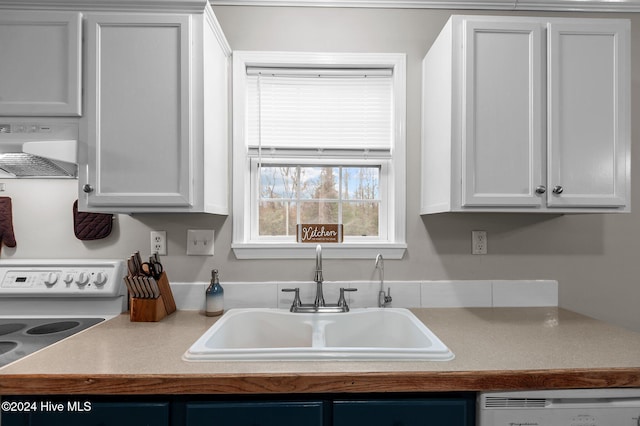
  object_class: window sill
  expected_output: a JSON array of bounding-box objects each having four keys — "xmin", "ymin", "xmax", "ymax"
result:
[{"xmin": 232, "ymin": 242, "xmax": 407, "ymax": 259}]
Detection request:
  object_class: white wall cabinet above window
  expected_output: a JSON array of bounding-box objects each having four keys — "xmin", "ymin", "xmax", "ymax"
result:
[
  {"xmin": 78, "ymin": 5, "xmax": 230, "ymax": 213},
  {"xmin": 421, "ymin": 15, "xmax": 630, "ymax": 214},
  {"xmin": 0, "ymin": 11, "xmax": 82, "ymax": 116}
]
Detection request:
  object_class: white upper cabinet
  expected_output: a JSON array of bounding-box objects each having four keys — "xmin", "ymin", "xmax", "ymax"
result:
[
  {"xmin": 0, "ymin": 11, "xmax": 82, "ymax": 116},
  {"xmin": 421, "ymin": 15, "xmax": 630, "ymax": 214},
  {"xmin": 462, "ymin": 20, "xmax": 544, "ymax": 208},
  {"xmin": 79, "ymin": 4, "xmax": 231, "ymax": 213},
  {"xmin": 546, "ymin": 21, "xmax": 629, "ymax": 209},
  {"xmin": 83, "ymin": 14, "xmax": 193, "ymax": 209}
]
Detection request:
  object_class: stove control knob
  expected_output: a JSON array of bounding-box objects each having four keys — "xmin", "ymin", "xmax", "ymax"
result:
[
  {"xmin": 93, "ymin": 272, "xmax": 108, "ymax": 287},
  {"xmin": 63, "ymin": 273, "xmax": 74, "ymax": 285},
  {"xmin": 43, "ymin": 272, "xmax": 59, "ymax": 287},
  {"xmin": 76, "ymin": 272, "xmax": 90, "ymax": 287}
]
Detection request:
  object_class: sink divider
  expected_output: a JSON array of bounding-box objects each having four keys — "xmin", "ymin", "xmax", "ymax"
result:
[{"xmin": 309, "ymin": 319, "xmax": 331, "ymax": 348}]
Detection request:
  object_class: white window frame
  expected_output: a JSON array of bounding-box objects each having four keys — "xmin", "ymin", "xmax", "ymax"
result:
[{"xmin": 232, "ymin": 51, "xmax": 407, "ymax": 259}]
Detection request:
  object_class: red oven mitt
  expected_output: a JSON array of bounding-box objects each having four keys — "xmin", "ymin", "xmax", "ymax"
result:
[
  {"xmin": 72, "ymin": 200, "xmax": 113, "ymax": 240},
  {"xmin": 0, "ymin": 197, "xmax": 17, "ymax": 254}
]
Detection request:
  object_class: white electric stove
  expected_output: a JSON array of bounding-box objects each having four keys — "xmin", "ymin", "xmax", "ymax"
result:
[{"xmin": 0, "ymin": 259, "xmax": 126, "ymax": 368}]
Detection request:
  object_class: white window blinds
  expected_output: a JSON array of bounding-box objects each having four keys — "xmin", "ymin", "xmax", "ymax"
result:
[{"xmin": 246, "ymin": 67, "xmax": 394, "ymax": 153}]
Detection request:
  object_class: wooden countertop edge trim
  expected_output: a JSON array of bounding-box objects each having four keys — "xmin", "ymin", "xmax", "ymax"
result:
[{"xmin": 1, "ymin": 368, "xmax": 639, "ymax": 395}]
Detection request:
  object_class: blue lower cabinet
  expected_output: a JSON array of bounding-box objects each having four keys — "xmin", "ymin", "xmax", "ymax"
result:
[
  {"xmin": 185, "ymin": 400, "xmax": 328, "ymax": 426},
  {"xmin": 1, "ymin": 401, "xmax": 170, "ymax": 426},
  {"xmin": 333, "ymin": 398, "xmax": 475, "ymax": 426},
  {"xmin": 1, "ymin": 395, "xmax": 475, "ymax": 426}
]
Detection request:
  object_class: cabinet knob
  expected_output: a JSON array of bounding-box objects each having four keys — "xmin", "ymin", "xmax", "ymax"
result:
[
  {"xmin": 82, "ymin": 184, "xmax": 94, "ymax": 193},
  {"xmin": 552, "ymin": 185, "xmax": 564, "ymax": 195},
  {"xmin": 535, "ymin": 185, "xmax": 546, "ymax": 195}
]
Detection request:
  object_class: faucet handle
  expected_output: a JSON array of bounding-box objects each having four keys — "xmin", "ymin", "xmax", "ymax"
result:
[
  {"xmin": 337, "ymin": 288, "xmax": 357, "ymax": 310},
  {"xmin": 379, "ymin": 287, "xmax": 392, "ymax": 308},
  {"xmin": 281, "ymin": 288, "xmax": 301, "ymax": 310}
]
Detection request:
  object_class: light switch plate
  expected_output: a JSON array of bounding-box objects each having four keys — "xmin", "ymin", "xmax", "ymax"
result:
[{"xmin": 186, "ymin": 229, "xmax": 215, "ymax": 256}]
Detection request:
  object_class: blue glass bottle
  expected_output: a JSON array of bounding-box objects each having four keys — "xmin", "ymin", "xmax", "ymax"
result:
[{"xmin": 205, "ymin": 269, "xmax": 224, "ymax": 317}]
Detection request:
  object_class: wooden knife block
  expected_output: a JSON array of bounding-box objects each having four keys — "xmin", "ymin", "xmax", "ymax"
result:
[{"xmin": 129, "ymin": 272, "xmax": 177, "ymax": 322}]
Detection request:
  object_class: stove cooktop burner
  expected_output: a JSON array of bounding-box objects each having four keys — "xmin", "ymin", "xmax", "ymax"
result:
[
  {"xmin": 0, "ymin": 317, "xmax": 104, "ymax": 368},
  {"xmin": 0, "ymin": 259, "xmax": 126, "ymax": 369},
  {"xmin": 0, "ymin": 323, "xmax": 24, "ymax": 336},
  {"xmin": 26, "ymin": 321, "xmax": 82, "ymax": 335},
  {"xmin": 0, "ymin": 342, "xmax": 18, "ymax": 355}
]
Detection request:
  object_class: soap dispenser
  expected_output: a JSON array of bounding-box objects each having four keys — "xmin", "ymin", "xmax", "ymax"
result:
[{"xmin": 205, "ymin": 269, "xmax": 224, "ymax": 317}]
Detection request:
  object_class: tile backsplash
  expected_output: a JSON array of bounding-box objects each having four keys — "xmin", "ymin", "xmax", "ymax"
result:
[{"xmin": 172, "ymin": 280, "xmax": 558, "ymax": 311}]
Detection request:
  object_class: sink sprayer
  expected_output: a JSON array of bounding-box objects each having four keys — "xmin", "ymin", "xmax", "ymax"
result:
[{"xmin": 376, "ymin": 253, "xmax": 392, "ymax": 308}]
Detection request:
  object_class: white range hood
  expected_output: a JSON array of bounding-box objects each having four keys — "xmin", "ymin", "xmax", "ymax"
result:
[
  {"xmin": 0, "ymin": 121, "xmax": 78, "ymax": 178},
  {"xmin": 23, "ymin": 140, "xmax": 77, "ymax": 164}
]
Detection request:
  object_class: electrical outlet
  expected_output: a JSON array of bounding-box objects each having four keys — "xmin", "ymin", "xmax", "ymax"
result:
[
  {"xmin": 472, "ymin": 230, "xmax": 487, "ymax": 255},
  {"xmin": 186, "ymin": 229, "xmax": 215, "ymax": 256},
  {"xmin": 150, "ymin": 231, "xmax": 167, "ymax": 256}
]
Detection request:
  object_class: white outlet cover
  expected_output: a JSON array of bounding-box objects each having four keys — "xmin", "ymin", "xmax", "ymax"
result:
[
  {"xmin": 187, "ymin": 229, "xmax": 215, "ymax": 256},
  {"xmin": 472, "ymin": 230, "xmax": 487, "ymax": 255},
  {"xmin": 150, "ymin": 230, "xmax": 167, "ymax": 256}
]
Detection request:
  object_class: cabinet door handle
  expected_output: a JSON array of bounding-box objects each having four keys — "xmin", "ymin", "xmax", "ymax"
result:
[
  {"xmin": 82, "ymin": 184, "xmax": 94, "ymax": 193},
  {"xmin": 535, "ymin": 185, "xmax": 546, "ymax": 195},
  {"xmin": 552, "ymin": 185, "xmax": 564, "ymax": 195}
]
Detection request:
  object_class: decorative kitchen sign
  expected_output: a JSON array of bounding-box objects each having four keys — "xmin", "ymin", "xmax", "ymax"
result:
[{"xmin": 297, "ymin": 224, "xmax": 343, "ymax": 243}]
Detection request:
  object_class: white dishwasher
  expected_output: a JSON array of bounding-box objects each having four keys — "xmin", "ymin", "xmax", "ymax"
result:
[{"xmin": 478, "ymin": 388, "xmax": 640, "ymax": 425}]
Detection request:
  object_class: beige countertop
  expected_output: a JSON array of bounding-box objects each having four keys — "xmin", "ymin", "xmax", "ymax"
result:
[{"xmin": 1, "ymin": 307, "xmax": 639, "ymax": 395}]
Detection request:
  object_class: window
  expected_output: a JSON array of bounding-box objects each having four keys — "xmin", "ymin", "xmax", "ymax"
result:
[
  {"xmin": 232, "ymin": 52, "xmax": 406, "ymax": 259},
  {"xmin": 256, "ymin": 163, "xmax": 383, "ymax": 239}
]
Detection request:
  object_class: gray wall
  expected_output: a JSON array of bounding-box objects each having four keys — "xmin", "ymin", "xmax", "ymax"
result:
[{"xmin": 2, "ymin": 6, "xmax": 639, "ymax": 332}]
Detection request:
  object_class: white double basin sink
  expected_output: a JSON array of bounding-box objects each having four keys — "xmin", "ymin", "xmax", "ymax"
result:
[{"xmin": 184, "ymin": 308, "xmax": 454, "ymax": 361}]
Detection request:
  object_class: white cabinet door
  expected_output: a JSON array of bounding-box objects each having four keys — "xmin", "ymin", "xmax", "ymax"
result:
[
  {"xmin": 422, "ymin": 15, "xmax": 630, "ymax": 213},
  {"xmin": 84, "ymin": 14, "xmax": 193, "ymax": 208},
  {"xmin": 546, "ymin": 21, "xmax": 630, "ymax": 208},
  {"xmin": 462, "ymin": 20, "xmax": 544, "ymax": 207},
  {"xmin": 0, "ymin": 11, "xmax": 81, "ymax": 116}
]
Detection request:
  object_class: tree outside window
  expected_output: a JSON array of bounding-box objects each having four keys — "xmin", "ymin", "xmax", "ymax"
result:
[{"xmin": 259, "ymin": 165, "xmax": 380, "ymax": 238}]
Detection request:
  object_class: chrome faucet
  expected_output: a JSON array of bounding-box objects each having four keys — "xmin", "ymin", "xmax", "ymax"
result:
[
  {"xmin": 281, "ymin": 244, "xmax": 356, "ymax": 313},
  {"xmin": 376, "ymin": 253, "xmax": 392, "ymax": 308},
  {"xmin": 314, "ymin": 244, "xmax": 325, "ymax": 307}
]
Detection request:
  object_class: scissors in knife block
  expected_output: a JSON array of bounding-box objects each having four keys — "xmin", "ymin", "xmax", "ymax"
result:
[{"xmin": 141, "ymin": 256, "xmax": 163, "ymax": 280}]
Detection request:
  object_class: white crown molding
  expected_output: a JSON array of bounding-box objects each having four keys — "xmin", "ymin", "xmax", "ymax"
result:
[
  {"xmin": 0, "ymin": 0, "xmax": 209, "ymax": 12},
  {"xmin": 210, "ymin": 0, "xmax": 640, "ymax": 12},
  {"xmin": 205, "ymin": 1, "xmax": 233, "ymax": 55},
  {"xmin": 515, "ymin": 0, "xmax": 640, "ymax": 11},
  {"xmin": 2, "ymin": 0, "xmax": 637, "ymax": 12},
  {"xmin": 211, "ymin": 0, "xmax": 514, "ymax": 8},
  {"xmin": 3, "ymin": 0, "xmax": 636, "ymax": 12}
]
